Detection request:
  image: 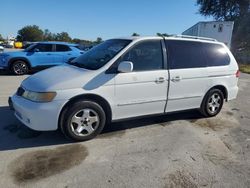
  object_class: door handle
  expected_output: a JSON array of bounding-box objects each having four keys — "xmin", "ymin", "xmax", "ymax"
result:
[
  {"xmin": 67, "ymin": 53, "xmax": 72, "ymax": 55},
  {"xmin": 171, "ymin": 76, "xmax": 181, "ymax": 82},
  {"xmin": 155, "ymin": 77, "xmax": 165, "ymax": 83},
  {"xmin": 47, "ymin": 53, "xmax": 52, "ymax": 55}
]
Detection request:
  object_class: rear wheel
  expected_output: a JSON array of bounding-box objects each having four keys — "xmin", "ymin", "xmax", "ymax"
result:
[
  {"xmin": 11, "ymin": 60, "xmax": 29, "ymax": 75},
  {"xmin": 61, "ymin": 100, "xmax": 106, "ymax": 141},
  {"xmin": 200, "ymin": 89, "xmax": 224, "ymax": 117}
]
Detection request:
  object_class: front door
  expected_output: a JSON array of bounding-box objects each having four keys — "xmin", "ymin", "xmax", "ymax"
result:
[
  {"xmin": 113, "ymin": 39, "xmax": 169, "ymax": 120},
  {"xmin": 27, "ymin": 43, "xmax": 55, "ymax": 66}
]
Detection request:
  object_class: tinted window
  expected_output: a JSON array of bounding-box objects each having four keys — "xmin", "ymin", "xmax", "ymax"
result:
[
  {"xmin": 120, "ymin": 40, "xmax": 163, "ymax": 71},
  {"xmin": 24, "ymin": 43, "xmax": 36, "ymax": 51},
  {"xmin": 166, "ymin": 40, "xmax": 205, "ymax": 69},
  {"xmin": 56, "ymin": 44, "xmax": 71, "ymax": 52},
  {"xmin": 35, "ymin": 44, "xmax": 53, "ymax": 52},
  {"xmin": 204, "ymin": 43, "xmax": 230, "ymax": 66}
]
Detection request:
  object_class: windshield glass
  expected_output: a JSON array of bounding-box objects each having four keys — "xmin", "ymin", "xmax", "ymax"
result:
[{"xmin": 71, "ymin": 39, "xmax": 132, "ymax": 70}]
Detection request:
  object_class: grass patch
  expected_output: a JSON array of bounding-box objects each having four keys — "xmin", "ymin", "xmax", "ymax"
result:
[{"xmin": 239, "ymin": 64, "xmax": 250, "ymax": 74}]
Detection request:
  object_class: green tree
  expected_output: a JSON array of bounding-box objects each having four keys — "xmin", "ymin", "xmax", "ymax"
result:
[
  {"xmin": 234, "ymin": 15, "xmax": 250, "ymax": 51},
  {"xmin": 17, "ymin": 25, "xmax": 44, "ymax": 42},
  {"xmin": 95, "ymin": 37, "xmax": 103, "ymax": 44},
  {"xmin": 0, "ymin": 34, "xmax": 4, "ymax": 41},
  {"xmin": 132, "ymin": 33, "xmax": 140, "ymax": 36},
  {"xmin": 197, "ymin": 0, "xmax": 250, "ymax": 53},
  {"xmin": 72, "ymin": 38, "xmax": 81, "ymax": 44},
  {"xmin": 72, "ymin": 38, "xmax": 93, "ymax": 46},
  {"xmin": 55, "ymin": 32, "xmax": 72, "ymax": 42},
  {"xmin": 197, "ymin": 0, "xmax": 249, "ymax": 21},
  {"xmin": 43, "ymin": 29, "xmax": 56, "ymax": 41}
]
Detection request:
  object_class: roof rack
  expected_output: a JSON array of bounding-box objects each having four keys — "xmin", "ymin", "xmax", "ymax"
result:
[{"xmin": 171, "ymin": 35, "xmax": 217, "ymax": 42}]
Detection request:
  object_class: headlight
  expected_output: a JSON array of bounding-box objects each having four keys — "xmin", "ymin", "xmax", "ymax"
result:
[{"xmin": 22, "ymin": 91, "xmax": 57, "ymax": 102}]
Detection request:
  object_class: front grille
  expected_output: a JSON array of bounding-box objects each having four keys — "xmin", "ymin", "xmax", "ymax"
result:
[{"xmin": 16, "ymin": 87, "xmax": 25, "ymax": 96}]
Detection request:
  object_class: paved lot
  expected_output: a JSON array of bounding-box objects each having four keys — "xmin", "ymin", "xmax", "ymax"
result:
[{"xmin": 0, "ymin": 71, "xmax": 249, "ymax": 188}]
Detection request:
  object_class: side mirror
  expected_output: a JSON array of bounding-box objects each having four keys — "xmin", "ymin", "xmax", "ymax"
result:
[
  {"xmin": 34, "ymin": 48, "xmax": 40, "ymax": 52},
  {"xmin": 117, "ymin": 61, "xmax": 133, "ymax": 73}
]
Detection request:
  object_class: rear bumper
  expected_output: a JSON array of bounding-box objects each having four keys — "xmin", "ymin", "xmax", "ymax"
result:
[
  {"xmin": 9, "ymin": 94, "xmax": 67, "ymax": 131},
  {"xmin": 227, "ymin": 85, "xmax": 239, "ymax": 101}
]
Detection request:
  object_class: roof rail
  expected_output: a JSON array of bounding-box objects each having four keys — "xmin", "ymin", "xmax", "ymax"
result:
[{"xmin": 171, "ymin": 35, "xmax": 217, "ymax": 42}]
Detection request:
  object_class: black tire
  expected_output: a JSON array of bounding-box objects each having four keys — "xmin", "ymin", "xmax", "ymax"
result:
[
  {"xmin": 61, "ymin": 100, "xmax": 106, "ymax": 141},
  {"xmin": 11, "ymin": 60, "xmax": 29, "ymax": 75},
  {"xmin": 200, "ymin": 89, "xmax": 224, "ymax": 117}
]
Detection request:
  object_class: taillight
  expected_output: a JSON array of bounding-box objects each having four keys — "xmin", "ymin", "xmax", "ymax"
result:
[{"xmin": 236, "ymin": 70, "xmax": 240, "ymax": 78}]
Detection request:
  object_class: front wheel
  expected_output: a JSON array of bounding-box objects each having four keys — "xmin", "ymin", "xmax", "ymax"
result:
[
  {"xmin": 200, "ymin": 89, "xmax": 224, "ymax": 117},
  {"xmin": 11, "ymin": 60, "xmax": 29, "ymax": 75},
  {"xmin": 61, "ymin": 101, "xmax": 106, "ymax": 141}
]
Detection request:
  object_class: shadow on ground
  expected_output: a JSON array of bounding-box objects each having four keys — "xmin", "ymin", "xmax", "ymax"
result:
[
  {"xmin": 0, "ymin": 70, "xmax": 37, "ymax": 76},
  {"xmin": 0, "ymin": 106, "xmax": 203, "ymax": 151}
]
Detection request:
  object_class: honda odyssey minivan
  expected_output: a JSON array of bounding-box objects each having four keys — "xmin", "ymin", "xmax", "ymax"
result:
[{"xmin": 9, "ymin": 36, "xmax": 239, "ymax": 141}]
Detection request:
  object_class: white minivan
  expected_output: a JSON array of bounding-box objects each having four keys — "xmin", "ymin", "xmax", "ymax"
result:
[{"xmin": 9, "ymin": 36, "xmax": 239, "ymax": 141}]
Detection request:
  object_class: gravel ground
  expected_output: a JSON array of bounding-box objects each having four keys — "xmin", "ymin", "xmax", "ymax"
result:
[{"xmin": 0, "ymin": 71, "xmax": 249, "ymax": 188}]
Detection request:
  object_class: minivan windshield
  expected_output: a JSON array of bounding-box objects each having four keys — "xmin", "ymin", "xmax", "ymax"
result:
[{"xmin": 70, "ymin": 39, "xmax": 132, "ymax": 70}]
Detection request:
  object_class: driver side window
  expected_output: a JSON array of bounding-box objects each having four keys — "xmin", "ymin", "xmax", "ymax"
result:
[
  {"xmin": 119, "ymin": 40, "xmax": 163, "ymax": 71},
  {"xmin": 34, "ymin": 44, "xmax": 53, "ymax": 52}
]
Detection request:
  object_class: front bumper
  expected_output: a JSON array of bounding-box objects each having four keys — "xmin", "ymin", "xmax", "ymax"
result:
[
  {"xmin": 0, "ymin": 57, "xmax": 8, "ymax": 69},
  {"xmin": 9, "ymin": 94, "xmax": 67, "ymax": 131},
  {"xmin": 227, "ymin": 86, "xmax": 239, "ymax": 101},
  {"xmin": 0, "ymin": 66, "xmax": 7, "ymax": 70}
]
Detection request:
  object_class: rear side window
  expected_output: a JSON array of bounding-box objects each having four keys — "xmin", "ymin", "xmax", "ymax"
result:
[
  {"xmin": 35, "ymin": 44, "xmax": 53, "ymax": 52},
  {"xmin": 166, "ymin": 40, "xmax": 205, "ymax": 69},
  {"xmin": 56, "ymin": 44, "xmax": 71, "ymax": 52},
  {"xmin": 203, "ymin": 43, "xmax": 230, "ymax": 66}
]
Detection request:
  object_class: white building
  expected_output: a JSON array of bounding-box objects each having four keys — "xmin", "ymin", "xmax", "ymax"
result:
[
  {"xmin": 182, "ymin": 21, "xmax": 234, "ymax": 48},
  {"xmin": 7, "ymin": 36, "xmax": 16, "ymax": 48}
]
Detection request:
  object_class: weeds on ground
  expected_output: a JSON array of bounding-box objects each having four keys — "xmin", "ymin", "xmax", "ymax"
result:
[{"xmin": 239, "ymin": 64, "xmax": 250, "ymax": 74}]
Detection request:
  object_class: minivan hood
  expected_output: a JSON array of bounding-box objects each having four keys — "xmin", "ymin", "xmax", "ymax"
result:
[{"xmin": 22, "ymin": 65, "xmax": 93, "ymax": 91}]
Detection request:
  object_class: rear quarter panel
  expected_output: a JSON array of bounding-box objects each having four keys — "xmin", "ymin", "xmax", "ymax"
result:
[{"xmin": 205, "ymin": 45, "xmax": 239, "ymax": 101}]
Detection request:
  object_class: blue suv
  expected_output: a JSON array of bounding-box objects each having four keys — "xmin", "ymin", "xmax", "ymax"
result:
[{"xmin": 0, "ymin": 42, "xmax": 84, "ymax": 75}]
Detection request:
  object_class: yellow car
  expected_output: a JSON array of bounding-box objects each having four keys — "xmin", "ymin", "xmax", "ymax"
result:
[{"xmin": 14, "ymin": 42, "xmax": 23, "ymax": 48}]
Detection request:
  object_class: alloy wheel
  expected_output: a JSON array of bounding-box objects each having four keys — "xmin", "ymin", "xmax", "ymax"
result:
[
  {"xmin": 207, "ymin": 93, "xmax": 221, "ymax": 114},
  {"xmin": 13, "ymin": 61, "xmax": 28, "ymax": 75},
  {"xmin": 70, "ymin": 108, "xmax": 100, "ymax": 136}
]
